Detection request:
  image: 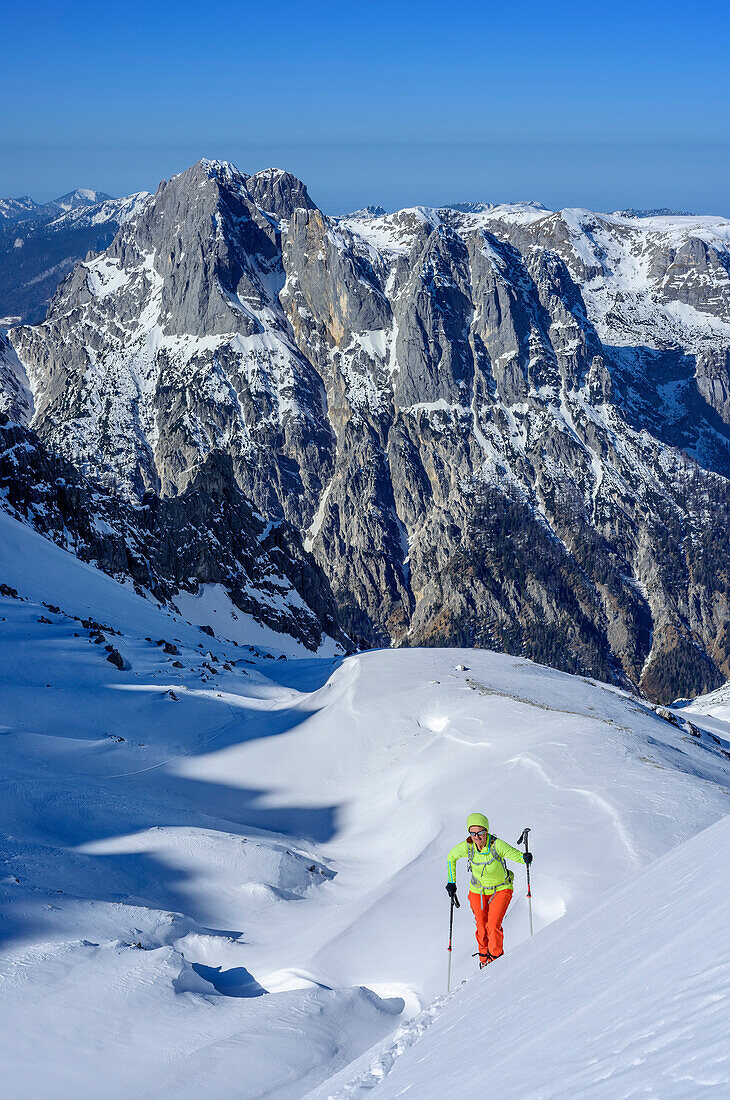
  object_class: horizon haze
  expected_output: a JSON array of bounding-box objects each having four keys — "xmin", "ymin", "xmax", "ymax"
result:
[{"xmin": 3, "ymin": 0, "xmax": 729, "ymax": 217}]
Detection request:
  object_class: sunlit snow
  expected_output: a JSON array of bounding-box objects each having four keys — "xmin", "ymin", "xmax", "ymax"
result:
[{"xmin": 1, "ymin": 510, "xmax": 728, "ymax": 1097}]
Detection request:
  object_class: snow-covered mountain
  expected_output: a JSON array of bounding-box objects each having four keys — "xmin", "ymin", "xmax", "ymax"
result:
[
  {"xmin": 6, "ymin": 159, "xmax": 729, "ymax": 700},
  {"xmin": 0, "ymin": 188, "xmax": 114, "ymax": 226},
  {"xmin": 1, "ymin": 510, "xmax": 728, "ymax": 1097},
  {"xmin": 612, "ymin": 207, "xmax": 695, "ymax": 219},
  {"xmin": 346, "ymin": 204, "xmax": 388, "ymax": 219},
  {"xmin": 48, "ymin": 188, "xmax": 114, "ymax": 214},
  {"xmin": 0, "ymin": 196, "xmax": 42, "ymax": 224}
]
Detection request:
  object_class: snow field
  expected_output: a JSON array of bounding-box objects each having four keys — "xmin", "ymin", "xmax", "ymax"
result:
[{"xmin": 0, "ymin": 509, "xmax": 729, "ymax": 1096}]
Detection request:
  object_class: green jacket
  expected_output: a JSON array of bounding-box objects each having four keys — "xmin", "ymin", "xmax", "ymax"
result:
[{"xmin": 447, "ymin": 835, "xmax": 525, "ymax": 896}]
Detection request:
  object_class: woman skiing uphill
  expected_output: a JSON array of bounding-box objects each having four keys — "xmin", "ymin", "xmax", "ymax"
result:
[{"xmin": 446, "ymin": 813, "xmax": 531, "ymax": 967}]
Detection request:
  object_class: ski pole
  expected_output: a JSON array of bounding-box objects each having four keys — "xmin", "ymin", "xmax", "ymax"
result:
[
  {"xmin": 446, "ymin": 890, "xmax": 460, "ymax": 992},
  {"xmin": 517, "ymin": 827, "xmax": 534, "ymax": 937}
]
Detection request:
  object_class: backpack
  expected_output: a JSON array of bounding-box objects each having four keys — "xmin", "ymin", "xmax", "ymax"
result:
[{"xmin": 466, "ymin": 834, "xmax": 514, "ymax": 892}]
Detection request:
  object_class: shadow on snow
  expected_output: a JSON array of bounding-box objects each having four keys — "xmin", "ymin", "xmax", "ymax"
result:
[{"xmin": 0, "ymin": 669, "xmax": 341, "ymax": 951}]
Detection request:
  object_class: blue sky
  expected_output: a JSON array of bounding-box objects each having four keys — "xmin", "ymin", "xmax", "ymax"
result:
[{"xmin": 4, "ymin": 0, "xmax": 729, "ymax": 214}]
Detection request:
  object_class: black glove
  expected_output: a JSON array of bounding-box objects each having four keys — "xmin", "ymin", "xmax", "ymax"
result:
[
  {"xmin": 523, "ymin": 852, "xmax": 533, "ymax": 866},
  {"xmin": 446, "ymin": 882, "xmax": 458, "ymax": 898}
]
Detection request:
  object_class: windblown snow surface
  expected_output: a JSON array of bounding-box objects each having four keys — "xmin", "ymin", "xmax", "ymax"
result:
[{"xmin": 1, "ymin": 509, "xmax": 729, "ymax": 1098}]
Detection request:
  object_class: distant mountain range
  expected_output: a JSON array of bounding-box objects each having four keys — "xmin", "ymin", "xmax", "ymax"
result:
[
  {"xmin": 0, "ymin": 189, "xmax": 147, "ymax": 324},
  {"xmin": 0, "ymin": 188, "xmax": 115, "ymax": 225},
  {"xmin": 2, "ymin": 160, "xmax": 729, "ymax": 698},
  {"xmin": 613, "ymin": 207, "xmax": 695, "ymax": 219}
]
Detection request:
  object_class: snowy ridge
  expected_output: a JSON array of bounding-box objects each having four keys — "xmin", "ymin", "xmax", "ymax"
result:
[
  {"xmin": 343, "ymin": 201, "xmax": 730, "ymax": 354},
  {"xmin": 0, "ymin": 196, "xmax": 40, "ymax": 224},
  {"xmin": 0, "ymin": 187, "xmax": 155, "ymax": 328},
  {"xmin": 45, "ymin": 190, "xmax": 150, "ymax": 232},
  {"xmin": 683, "ymin": 680, "xmax": 730, "ymax": 721}
]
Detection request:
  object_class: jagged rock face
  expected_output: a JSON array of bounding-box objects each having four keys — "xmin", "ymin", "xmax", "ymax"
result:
[
  {"xmin": 245, "ymin": 168, "xmax": 317, "ymax": 220},
  {"xmin": 12, "ymin": 160, "xmax": 333, "ymax": 520},
  {"xmin": 0, "ymin": 413, "xmax": 347, "ymax": 652},
  {"xmin": 0, "ymin": 332, "xmax": 33, "ymax": 423},
  {"xmin": 8, "ymin": 162, "xmax": 730, "ymax": 699},
  {"xmin": 280, "ymin": 202, "xmax": 730, "ymax": 694},
  {"xmin": 694, "ymin": 348, "xmax": 730, "ymax": 423}
]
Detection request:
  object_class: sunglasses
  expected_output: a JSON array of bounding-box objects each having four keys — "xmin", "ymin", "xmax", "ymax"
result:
[{"xmin": 469, "ymin": 828, "xmax": 487, "ymax": 837}]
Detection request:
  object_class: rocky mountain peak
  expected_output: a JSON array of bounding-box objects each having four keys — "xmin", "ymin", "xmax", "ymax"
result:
[
  {"xmin": 345, "ymin": 204, "xmax": 387, "ymax": 219},
  {"xmin": 44, "ymin": 157, "xmax": 285, "ymax": 344},
  {"xmin": 6, "ymin": 161, "xmax": 730, "ymax": 696},
  {"xmin": 245, "ymin": 168, "xmax": 317, "ymax": 220},
  {"xmin": 194, "ymin": 158, "xmax": 249, "ymax": 185},
  {"xmin": 52, "ymin": 188, "xmax": 115, "ymax": 212}
]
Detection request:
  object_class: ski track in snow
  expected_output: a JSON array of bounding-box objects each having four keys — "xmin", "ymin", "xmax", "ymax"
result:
[
  {"xmin": 102, "ymin": 707, "xmax": 244, "ymax": 778},
  {"xmin": 505, "ymin": 751, "xmax": 643, "ymax": 869},
  {"xmin": 309, "ymin": 995, "xmax": 451, "ymax": 1098}
]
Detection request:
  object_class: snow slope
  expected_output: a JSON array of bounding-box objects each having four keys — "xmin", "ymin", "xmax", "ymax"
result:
[
  {"xmin": 313, "ymin": 813, "xmax": 730, "ymax": 1099},
  {"xmin": 1, "ymin": 512, "xmax": 729, "ymax": 1097},
  {"xmin": 174, "ymin": 582, "xmax": 342, "ymax": 658},
  {"xmin": 681, "ymin": 681, "xmax": 730, "ymax": 728}
]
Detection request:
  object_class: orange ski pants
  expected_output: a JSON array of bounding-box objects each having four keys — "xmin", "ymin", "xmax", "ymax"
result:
[{"xmin": 469, "ymin": 889, "xmax": 513, "ymax": 961}]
